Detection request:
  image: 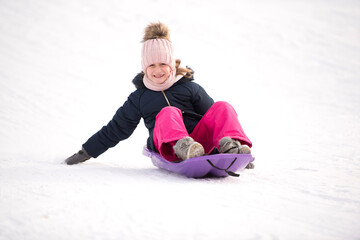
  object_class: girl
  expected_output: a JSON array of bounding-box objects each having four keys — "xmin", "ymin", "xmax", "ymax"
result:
[{"xmin": 65, "ymin": 22, "xmax": 253, "ymax": 168}]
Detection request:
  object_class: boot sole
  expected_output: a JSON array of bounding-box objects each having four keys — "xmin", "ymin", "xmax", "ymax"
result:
[{"xmin": 187, "ymin": 142, "xmax": 205, "ymax": 159}]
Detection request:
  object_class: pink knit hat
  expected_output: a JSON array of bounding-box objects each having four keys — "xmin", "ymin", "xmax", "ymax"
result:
[
  {"xmin": 141, "ymin": 39, "xmax": 176, "ymax": 72},
  {"xmin": 141, "ymin": 23, "xmax": 177, "ymax": 91}
]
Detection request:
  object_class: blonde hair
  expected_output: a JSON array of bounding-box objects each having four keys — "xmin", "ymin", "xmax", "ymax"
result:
[{"xmin": 175, "ymin": 59, "xmax": 193, "ymax": 78}]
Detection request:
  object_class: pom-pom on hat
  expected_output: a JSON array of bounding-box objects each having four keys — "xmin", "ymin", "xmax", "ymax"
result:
[
  {"xmin": 142, "ymin": 22, "xmax": 171, "ymax": 43},
  {"xmin": 141, "ymin": 22, "xmax": 177, "ymax": 91}
]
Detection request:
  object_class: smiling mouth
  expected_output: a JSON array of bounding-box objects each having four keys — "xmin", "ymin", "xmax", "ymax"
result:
[{"xmin": 154, "ymin": 74, "xmax": 165, "ymax": 78}]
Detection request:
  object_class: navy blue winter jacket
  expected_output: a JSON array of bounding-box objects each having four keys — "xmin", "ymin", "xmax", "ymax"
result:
[{"xmin": 83, "ymin": 72, "xmax": 214, "ymax": 158}]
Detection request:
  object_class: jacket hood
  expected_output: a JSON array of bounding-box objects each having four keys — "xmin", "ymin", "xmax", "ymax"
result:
[{"xmin": 132, "ymin": 68, "xmax": 195, "ymax": 89}]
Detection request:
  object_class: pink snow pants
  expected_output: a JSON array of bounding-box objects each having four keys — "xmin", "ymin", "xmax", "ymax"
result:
[{"xmin": 153, "ymin": 101, "xmax": 252, "ymax": 161}]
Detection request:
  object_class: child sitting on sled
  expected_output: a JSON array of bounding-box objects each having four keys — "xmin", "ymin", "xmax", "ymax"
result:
[{"xmin": 65, "ymin": 22, "xmax": 253, "ymax": 167}]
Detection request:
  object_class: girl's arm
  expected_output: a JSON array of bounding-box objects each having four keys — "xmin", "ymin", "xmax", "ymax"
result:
[{"xmin": 82, "ymin": 92, "xmax": 142, "ymax": 158}]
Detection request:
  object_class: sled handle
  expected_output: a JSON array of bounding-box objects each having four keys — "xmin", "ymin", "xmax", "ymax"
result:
[{"xmin": 206, "ymin": 158, "xmax": 240, "ymax": 177}]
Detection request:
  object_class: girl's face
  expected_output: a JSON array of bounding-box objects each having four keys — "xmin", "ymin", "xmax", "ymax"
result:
[{"xmin": 146, "ymin": 63, "xmax": 172, "ymax": 84}]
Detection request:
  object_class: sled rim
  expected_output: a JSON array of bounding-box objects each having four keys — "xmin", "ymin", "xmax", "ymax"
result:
[{"xmin": 143, "ymin": 146, "xmax": 255, "ymax": 178}]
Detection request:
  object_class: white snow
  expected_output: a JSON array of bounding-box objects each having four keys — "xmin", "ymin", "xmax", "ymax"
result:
[{"xmin": 1, "ymin": 0, "xmax": 360, "ymax": 239}]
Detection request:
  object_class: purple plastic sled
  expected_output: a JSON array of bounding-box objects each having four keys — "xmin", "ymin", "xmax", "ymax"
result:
[{"xmin": 143, "ymin": 147, "xmax": 255, "ymax": 178}]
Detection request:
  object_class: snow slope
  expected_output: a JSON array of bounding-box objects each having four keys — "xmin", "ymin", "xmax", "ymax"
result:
[{"xmin": 1, "ymin": 0, "xmax": 360, "ymax": 239}]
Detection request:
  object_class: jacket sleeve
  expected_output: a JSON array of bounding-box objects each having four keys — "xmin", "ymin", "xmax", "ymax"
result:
[
  {"xmin": 191, "ymin": 82, "xmax": 214, "ymax": 115},
  {"xmin": 82, "ymin": 91, "xmax": 142, "ymax": 158}
]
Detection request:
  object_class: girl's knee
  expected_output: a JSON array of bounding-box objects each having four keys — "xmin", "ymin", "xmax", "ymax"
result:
[
  {"xmin": 157, "ymin": 106, "xmax": 182, "ymax": 119},
  {"xmin": 160, "ymin": 106, "xmax": 178, "ymax": 112},
  {"xmin": 159, "ymin": 106, "xmax": 180, "ymax": 114},
  {"xmin": 212, "ymin": 101, "xmax": 233, "ymax": 110}
]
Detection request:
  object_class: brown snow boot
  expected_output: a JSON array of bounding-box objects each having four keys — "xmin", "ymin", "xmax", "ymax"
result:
[
  {"xmin": 218, "ymin": 137, "xmax": 251, "ymax": 154},
  {"xmin": 219, "ymin": 137, "xmax": 254, "ymax": 169},
  {"xmin": 173, "ymin": 137, "xmax": 205, "ymax": 161}
]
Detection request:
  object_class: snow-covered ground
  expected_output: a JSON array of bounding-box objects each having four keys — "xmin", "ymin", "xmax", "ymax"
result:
[{"xmin": 1, "ymin": 0, "xmax": 360, "ymax": 239}]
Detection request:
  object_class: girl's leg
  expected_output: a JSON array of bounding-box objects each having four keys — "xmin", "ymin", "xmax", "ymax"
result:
[
  {"xmin": 153, "ymin": 106, "xmax": 189, "ymax": 161},
  {"xmin": 190, "ymin": 101, "xmax": 252, "ymax": 154}
]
